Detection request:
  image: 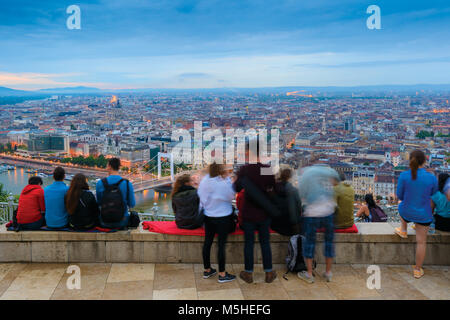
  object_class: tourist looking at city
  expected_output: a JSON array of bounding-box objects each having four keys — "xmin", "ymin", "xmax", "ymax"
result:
[
  {"xmin": 356, "ymin": 194, "xmax": 387, "ymax": 222},
  {"xmin": 172, "ymin": 174, "xmax": 203, "ymax": 230},
  {"xmin": 96, "ymin": 158, "xmax": 136, "ymax": 230},
  {"xmin": 297, "ymin": 165, "xmax": 340, "ymax": 284},
  {"xmin": 44, "ymin": 167, "xmax": 69, "ymax": 229},
  {"xmin": 233, "ymin": 139, "xmax": 277, "ymax": 284},
  {"xmin": 396, "ymin": 150, "xmax": 438, "ymax": 279},
  {"xmin": 198, "ymin": 162, "xmax": 236, "ymax": 283},
  {"xmin": 65, "ymin": 173, "xmax": 100, "ymax": 230},
  {"xmin": 271, "ymin": 166, "xmax": 302, "ymax": 236},
  {"xmin": 444, "ymin": 177, "xmax": 450, "ymax": 201},
  {"xmin": 16, "ymin": 176, "xmax": 45, "ymax": 230},
  {"xmin": 334, "ymin": 172, "xmax": 355, "ymax": 228},
  {"xmin": 431, "ymin": 173, "xmax": 450, "ymax": 232}
]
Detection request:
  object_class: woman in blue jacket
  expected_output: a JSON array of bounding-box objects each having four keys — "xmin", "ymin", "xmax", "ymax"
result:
[{"xmin": 396, "ymin": 150, "xmax": 438, "ymax": 279}]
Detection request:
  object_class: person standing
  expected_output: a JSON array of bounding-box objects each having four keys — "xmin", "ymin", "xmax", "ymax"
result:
[
  {"xmin": 198, "ymin": 162, "xmax": 236, "ymax": 283},
  {"xmin": 44, "ymin": 167, "xmax": 69, "ymax": 229},
  {"xmin": 16, "ymin": 176, "xmax": 45, "ymax": 230},
  {"xmin": 431, "ymin": 173, "xmax": 450, "ymax": 232},
  {"xmin": 65, "ymin": 173, "xmax": 100, "ymax": 230},
  {"xmin": 233, "ymin": 139, "xmax": 277, "ymax": 284},
  {"xmin": 297, "ymin": 165, "xmax": 340, "ymax": 284},
  {"xmin": 96, "ymin": 158, "xmax": 136, "ymax": 230},
  {"xmin": 334, "ymin": 172, "xmax": 355, "ymax": 228},
  {"xmin": 395, "ymin": 150, "xmax": 438, "ymax": 279}
]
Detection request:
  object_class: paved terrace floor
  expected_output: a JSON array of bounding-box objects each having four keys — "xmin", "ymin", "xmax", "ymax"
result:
[{"xmin": 0, "ymin": 263, "xmax": 448, "ymax": 300}]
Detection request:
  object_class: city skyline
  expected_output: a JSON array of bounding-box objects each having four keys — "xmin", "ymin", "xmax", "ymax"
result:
[{"xmin": 1, "ymin": 0, "xmax": 450, "ymax": 90}]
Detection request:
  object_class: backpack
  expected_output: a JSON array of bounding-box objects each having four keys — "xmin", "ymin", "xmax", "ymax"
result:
[
  {"xmin": 283, "ymin": 234, "xmax": 316, "ymax": 280},
  {"xmin": 369, "ymin": 206, "xmax": 388, "ymax": 222},
  {"xmin": 100, "ymin": 178, "xmax": 129, "ymax": 223}
]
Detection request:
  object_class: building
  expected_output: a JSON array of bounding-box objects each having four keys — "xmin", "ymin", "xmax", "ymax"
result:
[
  {"xmin": 26, "ymin": 133, "xmax": 69, "ymax": 155},
  {"xmin": 352, "ymin": 170, "xmax": 375, "ymax": 196},
  {"xmin": 374, "ymin": 175, "xmax": 396, "ymax": 200},
  {"xmin": 120, "ymin": 144, "xmax": 150, "ymax": 168}
]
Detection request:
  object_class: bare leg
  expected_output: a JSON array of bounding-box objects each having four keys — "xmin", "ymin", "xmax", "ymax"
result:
[
  {"xmin": 414, "ymin": 224, "xmax": 429, "ymax": 270},
  {"xmin": 400, "ymin": 216, "xmax": 408, "ymax": 233},
  {"xmin": 325, "ymin": 257, "xmax": 333, "ymax": 274},
  {"xmin": 305, "ymin": 258, "xmax": 313, "ymax": 277}
]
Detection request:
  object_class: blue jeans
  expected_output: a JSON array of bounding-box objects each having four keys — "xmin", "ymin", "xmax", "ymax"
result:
[
  {"xmin": 302, "ymin": 215, "xmax": 335, "ymax": 259},
  {"xmin": 242, "ymin": 219, "xmax": 272, "ymax": 273},
  {"xmin": 18, "ymin": 217, "xmax": 45, "ymax": 230},
  {"xmin": 99, "ymin": 213, "xmax": 129, "ymax": 229}
]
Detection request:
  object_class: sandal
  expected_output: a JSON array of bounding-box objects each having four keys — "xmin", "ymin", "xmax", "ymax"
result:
[
  {"xmin": 413, "ymin": 266, "xmax": 424, "ymax": 279},
  {"xmin": 394, "ymin": 227, "xmax": 408, "ymax": 239}
]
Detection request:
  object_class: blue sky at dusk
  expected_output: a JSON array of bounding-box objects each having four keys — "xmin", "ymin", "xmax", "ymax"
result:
[{"xmin": 0, "ymin": 0, "xmax": 449, "ymax": 90}]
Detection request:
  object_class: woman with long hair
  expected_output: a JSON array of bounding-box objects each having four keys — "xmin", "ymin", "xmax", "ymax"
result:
[
  {"xmin": 356, "ymin": 194, "xmax": 379, "ymax": 222},
  {"xmin": 65, "ymin": 173, "xmax": 99, "ymax": 230},
  {"xmin": 431, "ymin": 173, "xmax": 450, "ymax": 231},
  {"xmin": 171, "ymin": 174, "xmax": 203, "ymax": 229},
  {"xmin": 197, "ymin": 162, "xmax": 236, "ymax": 283},
  {"xmin": 396, "ymin": 150, "xmax": 438, "ymax": 278}
]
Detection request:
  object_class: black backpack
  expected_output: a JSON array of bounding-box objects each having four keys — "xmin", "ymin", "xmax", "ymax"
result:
[
  {"xmin": 100, "ymin": 178, "xmax": 129, "ymax": 223},
  {"xmin": 283, "ymin": 234, "xmax": 316, "ymax": 280}
]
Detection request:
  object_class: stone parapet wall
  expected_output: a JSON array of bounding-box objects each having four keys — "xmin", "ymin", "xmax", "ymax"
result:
[{"xmin": 0, "ymin": 223, "xmax": 449, "ymax": 265}]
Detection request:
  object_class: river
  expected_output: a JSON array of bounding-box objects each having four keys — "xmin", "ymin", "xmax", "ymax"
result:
[{"xmin": 0, "ymin": 167, "xmax": 172, "ymax": 214}]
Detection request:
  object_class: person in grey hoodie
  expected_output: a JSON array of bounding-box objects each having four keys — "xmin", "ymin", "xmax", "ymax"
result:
[{"xmin": 297, "ymin": 165, "xmax": 340, "ymax": 284}]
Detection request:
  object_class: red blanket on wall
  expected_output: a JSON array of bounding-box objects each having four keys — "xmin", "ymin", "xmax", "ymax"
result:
[{"xmin": 141, "ymin": 221, "xmax": 358, "ymax": 235}]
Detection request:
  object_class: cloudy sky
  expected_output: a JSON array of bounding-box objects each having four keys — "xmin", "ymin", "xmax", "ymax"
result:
[{"xmin": 0, "ymin": 0, "xmax": 449, "ymax": 90}]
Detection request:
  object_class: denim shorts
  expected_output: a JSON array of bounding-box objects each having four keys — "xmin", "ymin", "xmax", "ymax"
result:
[{"xmin": 302, "ymin": 215, "xmax": 335, "ymax": 259}]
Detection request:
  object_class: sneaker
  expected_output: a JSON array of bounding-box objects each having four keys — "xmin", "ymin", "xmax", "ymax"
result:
[
  {"xmin": 218, "ymin": 272, "xmax": 236, "ymax": 283},
  {"xmin": 239, "ymin": 271, "xmax": 253, "ymax": 284},
  {"xmin": 203, "ymin": 268, "xmax": 217, "ymax": 279},
  {"xmin": 297, "ymin": 271, "xmax": 315, "ymax": 284},
  {"xmin": 322, "ymin": 271, "xmax": 332, "ymax": 282},
  {"xmin": 265, "ymin": 271, "xmax": 277, "ymax": 283}
]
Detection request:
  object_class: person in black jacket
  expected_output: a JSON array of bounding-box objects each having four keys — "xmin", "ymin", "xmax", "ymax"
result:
[
  {"xmin": 171, "ymin": 174, "xmax": 203, "ymax": 229},
  {"xmin": 65, "ymin": 173, "xmax": 99, "ymax": 230},
  {"xmin": 273, "ymin": 167, "xmax": 302, "ymax": 235}
]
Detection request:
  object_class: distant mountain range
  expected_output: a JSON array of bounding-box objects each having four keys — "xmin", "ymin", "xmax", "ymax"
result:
[{"xmin": 1, "ymin": 84, "xmax": 450, "ymax": 97}]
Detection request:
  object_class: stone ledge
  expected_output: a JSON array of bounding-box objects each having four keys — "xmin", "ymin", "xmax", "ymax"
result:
[
  {"xmin": 0, "ymin": 223, "xmax": 448, "ymax": 265},
  {"xmin": 1, "ymin": 223, "xmax": 448, "ymax": 243}
]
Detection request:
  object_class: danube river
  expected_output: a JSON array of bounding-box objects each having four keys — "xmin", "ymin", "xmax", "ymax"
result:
[{"xmin": 0, "ymin": 167, "xmax": 172, "ymax": 214}]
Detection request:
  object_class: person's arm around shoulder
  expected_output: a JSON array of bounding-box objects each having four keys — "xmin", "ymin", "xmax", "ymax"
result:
[{"xmin": 356, "ymin": 205, "xmax": 369, "ymax": 217}]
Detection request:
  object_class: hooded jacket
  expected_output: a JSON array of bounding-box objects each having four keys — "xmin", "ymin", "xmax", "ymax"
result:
[
  {"xmin": 17, "ymin": 184, "xmax": 45, "ymax": 224},
  {"xmin": 172, "ymin": 185, "xmax": 203, "ymax": 229}
]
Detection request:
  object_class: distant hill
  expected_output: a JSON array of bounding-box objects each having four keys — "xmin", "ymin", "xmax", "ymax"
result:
[
  {"xmin": 1, "ymin": 84, "xmax": 450, "ymax": 97},
  {"xmin": 38, "ymin": 86, "xmax": 101, "ymax": 94},
  {"xmin": 0, "ymin": 86, "xmax": 31, "ymax": 96}
]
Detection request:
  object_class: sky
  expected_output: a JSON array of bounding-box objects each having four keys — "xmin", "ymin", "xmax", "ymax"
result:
[{"xmin": 0, "ymin": 0, "xmax": 449, "ymax": 90}]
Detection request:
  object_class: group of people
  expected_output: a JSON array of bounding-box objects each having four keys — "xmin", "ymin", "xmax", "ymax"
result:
[
  {"xmin": 15, "ymin": 158, "xmax": 136, "ymax": 231},
  {"xmin": 173, "ymin": 147, "xmax": 450, "ymax": 283},
  {"xmin": 13, "ymin": 146, "xmax": 450, "ymax": 282}
]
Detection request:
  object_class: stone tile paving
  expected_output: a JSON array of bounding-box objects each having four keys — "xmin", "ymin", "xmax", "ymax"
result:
[{"xmin": 0, "ymin": 263, "xmax": 447, "ymax": 300}]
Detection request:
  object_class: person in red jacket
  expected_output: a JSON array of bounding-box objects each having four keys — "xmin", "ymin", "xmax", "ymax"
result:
[{"xmin": 16, "ymin": 176, "xmax": 46, "ymax": 230}]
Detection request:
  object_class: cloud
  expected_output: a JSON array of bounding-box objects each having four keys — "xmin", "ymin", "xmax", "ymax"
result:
[
  {"xmin": 0, "ymin": 71, "xmax": 110, "ymax": 90},
  {"xmin": 178, "ymin": 72, "xmax": 212, "ymax": 78}
]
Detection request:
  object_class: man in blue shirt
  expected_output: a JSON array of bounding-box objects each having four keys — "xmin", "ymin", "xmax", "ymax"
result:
[
  {"xmin": 96, "ymin": 158, "xmax": 136, "ymax": 229},
  {"xmin": 44, "ymin": 167, "xmax": 69, "ymax": 228}
]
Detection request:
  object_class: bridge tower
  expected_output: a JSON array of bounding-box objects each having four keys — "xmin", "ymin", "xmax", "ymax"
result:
[{"xmin": 157, "ymin": 152, "xmax": 174, "ymax": 182}]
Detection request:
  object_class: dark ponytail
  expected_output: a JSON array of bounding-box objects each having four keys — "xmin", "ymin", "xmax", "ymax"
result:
[{"xmin": 409, "ymin": 150, "xmax": 426, "ymax": 180}]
